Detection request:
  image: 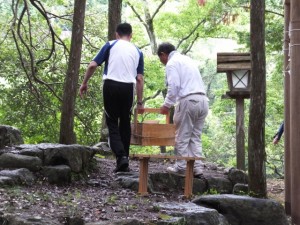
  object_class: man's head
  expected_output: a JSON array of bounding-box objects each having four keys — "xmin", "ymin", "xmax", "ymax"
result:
[
  {"xmin": 157, "ymin": 42, "xmax": 176, "ymax": 65},
  {"xmin": 116, "ymin": 23, "xmax": 132, "ymax": 38}
]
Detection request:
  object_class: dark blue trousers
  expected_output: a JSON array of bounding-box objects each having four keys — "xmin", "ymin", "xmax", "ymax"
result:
[{"xmin": 103, "ymin": 79, "xmax": 134, "ymax": 158}]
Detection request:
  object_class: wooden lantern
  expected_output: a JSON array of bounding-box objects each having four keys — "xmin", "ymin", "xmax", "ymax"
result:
[{"xmin": 217, "ymin": 52, "xmax": 251, "ymax": 99}]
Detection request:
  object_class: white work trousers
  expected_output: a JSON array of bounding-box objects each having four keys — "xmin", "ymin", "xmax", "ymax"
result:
[{"xmin": 173, "ymin": 94, "xmax": 209, "ymax": 174}]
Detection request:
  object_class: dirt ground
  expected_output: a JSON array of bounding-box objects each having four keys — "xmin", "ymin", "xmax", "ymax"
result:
[
  {"xmin": 0, "ymin": 157, "xmax": 286, "ymax": 224},
  {"xmin": 266, "ymin": 178, "xmax": 285, "ymax": 204}
]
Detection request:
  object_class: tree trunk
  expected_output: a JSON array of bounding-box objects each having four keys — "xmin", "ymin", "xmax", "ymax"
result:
[
  {"xmin": 290, "ymin": 0, "xmax": 300, "ymax": 223},
  {"xmin": 99, "ymin": 0, "xmax": 122, "ymax": 142},
  {"xmin": 143, "ymin": 0, "xmax": 157, "ymax": 54},
  {"xmin": 108, "ymin": 0, "xmax": 122, "ymax": 40},
  {"xmin": 248, "ymin": 0, "xmax": 267, "ymax": 198},
  {"xmin": 283, "ymin": 1, "xmax": 291, "ymax": 215},
  {"xmin": 59, "ymin": 0, "xmax": 86, "ymax": 144}
]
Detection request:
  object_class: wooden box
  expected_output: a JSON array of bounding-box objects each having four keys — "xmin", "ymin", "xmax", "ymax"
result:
[{"xmin": 130, "ymin": 108, "xmax": 175, "ymax": 146}]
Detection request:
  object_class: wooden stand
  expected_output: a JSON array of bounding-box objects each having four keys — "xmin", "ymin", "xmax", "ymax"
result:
[
  {"xmin": 130, "ymin": 108, "xmax": 175, "ymax": 146},
  {"xmin": 130, "ymin": 154, "xmax": 205, "ymax": 198}
]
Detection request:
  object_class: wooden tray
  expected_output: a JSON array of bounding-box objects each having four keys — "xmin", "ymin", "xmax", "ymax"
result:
[{"xmin": 130, "ymin": 108, "xmax": 175, "ymax": 146}]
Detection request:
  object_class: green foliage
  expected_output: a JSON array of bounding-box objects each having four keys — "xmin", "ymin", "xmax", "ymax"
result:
[{"xmin": 0, "ymin": 0, "xmax": 287, "ymax": 177}]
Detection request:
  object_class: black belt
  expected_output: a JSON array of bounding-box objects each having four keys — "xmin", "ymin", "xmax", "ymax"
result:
[{"xmin": 185, "ymin": 92, "xmax": 205, "ymax": 97}]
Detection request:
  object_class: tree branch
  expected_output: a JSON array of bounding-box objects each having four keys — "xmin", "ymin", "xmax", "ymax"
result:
[
  {"xmin": 152, "ymin": 0, "xmax": 167, "ymax": 20},
  {"xmin": 176, "ymin": 19, "xmax": 206, "ymax": 50},
  {"xmin": 127, "ymin": 2, "xmax": 146, "ymax": 25}
]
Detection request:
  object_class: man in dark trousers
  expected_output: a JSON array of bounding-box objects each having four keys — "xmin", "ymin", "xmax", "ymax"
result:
[{"xmin": 79, "ymin": 23, "xmax": 144, "ymax": 172}]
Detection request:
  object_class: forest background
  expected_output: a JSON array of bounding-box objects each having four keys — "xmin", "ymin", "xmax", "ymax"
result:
[{"xmin": 0, "ymin": 0, "xmax": 284, "ymax": 177}]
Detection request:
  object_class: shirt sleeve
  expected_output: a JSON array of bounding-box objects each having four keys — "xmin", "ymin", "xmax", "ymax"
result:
[
  {"xmin": 277, "ymin": 122, "xmax": 284, "ymax": 140},
  {"xmin": 137, "ymin": 51, "xmax": 144, "ymax": 75},
  {"xmin": 93, "ymin": 42, "xmax": 110, "ymax": 66},
  {"xmin": 163, "ymin": 64, "xmax": 180, "ymax": 108}
]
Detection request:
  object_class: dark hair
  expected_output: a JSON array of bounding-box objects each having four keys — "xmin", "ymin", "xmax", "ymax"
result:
[
  {"xmin": 116, "ymin": 23, "xmax": 132, "ymax": 37},
  {"xmin": 157, "ymin": 42, "xmax": 176, "ymax": 56}
]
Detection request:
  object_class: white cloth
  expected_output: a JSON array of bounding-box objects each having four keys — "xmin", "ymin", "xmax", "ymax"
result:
[
  {"xmin": 163, "ymin": 51, "xmax": 206, "ymax": 108},
  {"xmin": 104, "ymin": 40, "xmax": 141, "ymax": 84},
  {"xmin": 174, "ymin": 94, "xmax": 208, "ymax": 174}
]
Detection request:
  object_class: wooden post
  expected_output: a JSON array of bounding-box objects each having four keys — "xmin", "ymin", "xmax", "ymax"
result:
[
  {"xmin": 284, "ymin": 0, "xmax": 291, "ymax": 216},
  {"xmin": 290, "ymin": 0, "xmax": 300, "ymax": 223},
  {"xmin": 236, "ymin": 97, "xmax": 245, "ymax": 170},
  {"xmin": 138, "ymin": 157, "xmax": 149, "ymax": 195},
  {"xmin": 184, "ymin": 160, "xmax": 195, "ymax": 198}
]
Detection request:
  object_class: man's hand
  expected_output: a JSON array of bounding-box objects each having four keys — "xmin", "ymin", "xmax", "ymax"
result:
[
  {"xmin": 137, "ymin": 103, "xmax": 145, "ymax": 114},
  {"xmin": 79, "ymin": 83, "xmax": 88, "ymax": 98},
  {"xmin": 160, "ymin": 105, "xmax": 169, "ymax": 115},
  {"xmin": 273, "ymin": 135, "xmax": 279, "ymax": 145}
]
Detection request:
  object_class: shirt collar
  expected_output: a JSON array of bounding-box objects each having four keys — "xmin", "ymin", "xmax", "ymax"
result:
[{"xmin": 168, "ymin": 50, "xmax": 177, "ymax": 61}]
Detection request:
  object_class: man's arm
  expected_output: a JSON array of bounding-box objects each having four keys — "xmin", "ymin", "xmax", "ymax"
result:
[
  {"xmin": 79, "ymin": 61, "xmax": 98, "ymax": 98},
  {"xmin": 272, "ymin": 122, "xmax": 284, "ymax": 145},
  {"xmin": 163, "ymin": 65, "xmax": 179, "ymax": 108}
]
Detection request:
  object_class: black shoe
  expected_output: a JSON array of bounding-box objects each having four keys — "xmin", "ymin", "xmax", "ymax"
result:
[
  {"xmin": 113, "ymin": 167, "xmax": 130, "ymax": 173},
  {"xmin": 194, "ymin": 173, "xmax": 204, "ymax": 179},
  {"xmin": 114, "ymin": 156, "xmax": 129, "ymax": 173}
]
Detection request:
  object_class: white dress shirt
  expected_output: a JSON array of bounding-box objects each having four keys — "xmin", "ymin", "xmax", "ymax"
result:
[{"xmin": 163, "ymin": 51, "xmax": 206, "ymax": 108}]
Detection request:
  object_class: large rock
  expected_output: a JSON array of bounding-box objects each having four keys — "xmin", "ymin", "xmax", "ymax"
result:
[
  {"xmin": 206, "ymin": 176, "xmax": 233, "ymax": 194},
  {"xmin": 39, "ymin": 143, "xmax": 95, "ymax": 172},
  {"xmin": 0, "ymin": 153, "xmax": 42, "ymax": 172},
  {"xmin": 157, "ymin": 202, "xmax": 230, "ymax": 225},
  {"xmin": 0, "ymin": 176, "xmax": 15, "ymax": 186},
  {"xmin": 192, "ymin": 194, "xmax": 289, "ymax": 225},
  {"xmin": 86, "ymin": 220, "xmax": 144, "ymax": 225},
  {"xmin": 15, "ymin": 143, "xmax": 97, "ymax": 173},
  {"xmin": 42, "ymin": 165, "xmax": 71, "ymax": 184},
  {"xmin": 1, "ymin": 213, "xmax": 58, "ymax": 225},
  {"xmin": 0, "ymin": 168, "xmax": 35, "ymax": 185},
  {"xmin": 0, "ymin": 125, "xmax": 24, "ymax": 149},
  {"xmin": 149, "ymin": 172, "xmax": 207, "ymax": 195},
  {"xmin": 227, "ymin": 168, "xmax": 248, "ymax": 185}
]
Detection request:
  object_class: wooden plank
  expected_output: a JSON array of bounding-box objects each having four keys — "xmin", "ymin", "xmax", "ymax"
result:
[
  {"xmin": 133, "ymin": 124, "xmax": 175, "ymax": 138},
  {"xmin": 138, "ymin": 157, "xmax": 149, "ymax": 196},
  {"xmin": 131, "ymin": 137, "xmax": 175, "ymax": 146},
  {"xmin": 131, "ymin": 107, "xmax": 174, "ymax": 146},
  {"xmin": 217, "ymin": 55, "xmax": 251, "ymax": 63},
  {"xmin": 133, "ymin": 108, "xmax": 170, "ymax": 124},
  {"xmin": 217, "ymin": 63, "xmax": 251, "ymax": 72},
  {"xmin": 236, "ymin": 98, "xmax": 245, "ymax": 170},
  {"xmin": 130, "ymin": 154, "xmax": 205, "ymax": 161},
  {"xmin": 217, "ymin": 52, "xmax": 250, "ymax": 56}
]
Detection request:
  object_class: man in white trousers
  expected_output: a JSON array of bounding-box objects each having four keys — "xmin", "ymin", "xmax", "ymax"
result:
[{"xmin": 157, "ymin": 42, "xmax": 208, "ymax": 177}]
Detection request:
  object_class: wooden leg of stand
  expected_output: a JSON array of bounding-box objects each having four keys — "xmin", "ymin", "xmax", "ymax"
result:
[
  {"xmin": 184, "ymin": 160, "xmax": 195, "ymax": 198},
  {"xmin": 138, "ymin": 157, "xmax": 149, "ymax": 196}
]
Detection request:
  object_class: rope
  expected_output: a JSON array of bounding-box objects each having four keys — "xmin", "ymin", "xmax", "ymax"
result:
[{"xmin": 289, "ymin": 29, "xmax": 300, "ymax": 32}]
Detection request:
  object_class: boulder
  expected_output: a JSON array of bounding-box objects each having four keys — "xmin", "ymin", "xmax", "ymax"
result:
[
  {"xmin": 0, "ymin": 125, "xmax": 24, "ymax": 149},
  {"xmin": 192, "ymin": 194, "xmax": 289, "ymax": 225},
  {"xmin": 42, "ymin": 165, "xmax": 71, "ymax": 185},
  {"xmin": 158, "ymin": 202, "xmax": 230, "ymax": 225},
  {"xmin": 227, "ymin": 168, "xmax": 248, "ymax": 185},
  {"xmin": 206, "ymin": 176, "xmax": 233, "ymax": 194},
  {"xmin": 40, "ymin": 143, "xmax": 95, "ymax": 172},
  {"xmin": 0, "ymin": 153, "xmax": 42, "ymax": 172},
  {"xmin": 0, "ymin": 168, "xmax": 35, "ymax": 185}
]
